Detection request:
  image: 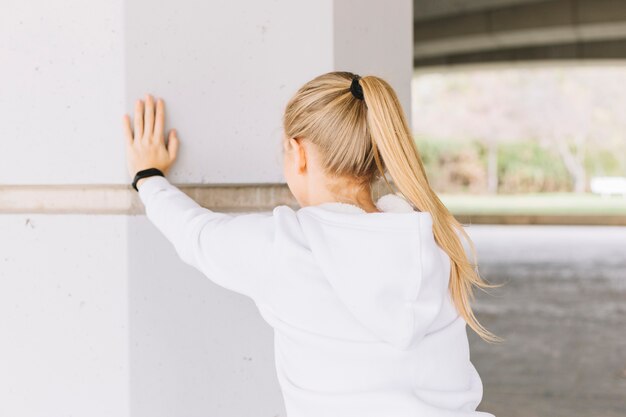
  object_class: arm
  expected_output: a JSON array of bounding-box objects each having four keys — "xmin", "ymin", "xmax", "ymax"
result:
[
  {"xmin": 122, "ymin": 95, "xmax": 274, "ymax": 299},
  {"xmin": 137, "ymin": 175, "xmax": 275, "ymax": 300}
]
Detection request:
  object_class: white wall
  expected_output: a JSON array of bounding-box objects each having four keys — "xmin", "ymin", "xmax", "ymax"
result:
[
  {"xmin": 1, "ymin": 1, "xmax": 130, "ymax": 416},
  {"xmin": 124, "ymin": 0, "xmax": 336, "ymax": 184},
  {"xmin": 0, "ymin": 215, "xmax": 129, "ymax": 416},
  {"xmin": 0, "ymin": 0, "xmax": 126, "ymax": 185},
  {"xmin": 1, "ymin": 0, "xmax": 413, "ymax": 416}
]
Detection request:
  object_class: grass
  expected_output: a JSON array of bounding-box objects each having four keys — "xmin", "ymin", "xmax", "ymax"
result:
[{"xmin": 438, "ymin": 192, "xmax": 626, "ymax": 215}]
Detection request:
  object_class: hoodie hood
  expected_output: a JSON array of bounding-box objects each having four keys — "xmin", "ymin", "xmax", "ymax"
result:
[{"xmin": 296, "ymin": 193, "xmax": 450, "ymax": 349}]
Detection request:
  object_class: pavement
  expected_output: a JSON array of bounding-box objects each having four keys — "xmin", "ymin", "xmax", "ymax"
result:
[{"xmin": 464, "ymin": 225, "xmax": 626, "ymax": 417}]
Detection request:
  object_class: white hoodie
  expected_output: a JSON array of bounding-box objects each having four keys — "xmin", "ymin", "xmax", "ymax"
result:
[{"xmin": 138, "ymin": 175, "xmax": 495, "ymax": 417}]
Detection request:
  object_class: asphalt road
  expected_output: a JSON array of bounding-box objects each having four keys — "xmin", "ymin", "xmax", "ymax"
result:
[{"xmin": 464, "ymin": 225, "xmax": 626, "ymax": 417}]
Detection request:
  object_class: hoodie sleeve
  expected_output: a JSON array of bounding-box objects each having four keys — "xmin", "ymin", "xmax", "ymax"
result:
[{"xmin": 137, "ymin": 175, "xmax": 275, "ymax": 300}]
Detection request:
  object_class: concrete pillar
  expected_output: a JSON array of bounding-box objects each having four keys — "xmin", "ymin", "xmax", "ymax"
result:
[{"xmin": 1, "ymin": 1, "xmax": 412, "ymax": 416}]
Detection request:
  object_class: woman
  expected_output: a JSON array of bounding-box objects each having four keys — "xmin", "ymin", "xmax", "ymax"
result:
[{"xmin": 122, "ymin": 71, "xmax": 501, "ymax": 417}]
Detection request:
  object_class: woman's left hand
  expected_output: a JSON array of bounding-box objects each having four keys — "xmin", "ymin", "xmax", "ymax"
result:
[{"xmin": 122, "ymin": 93, "xmax": 180, "ymax": 179}]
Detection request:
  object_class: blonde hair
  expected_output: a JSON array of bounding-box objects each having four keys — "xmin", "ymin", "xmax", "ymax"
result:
[{"xmin": 283, "ymin": 71, "xmax": 504, "ymax": 344}]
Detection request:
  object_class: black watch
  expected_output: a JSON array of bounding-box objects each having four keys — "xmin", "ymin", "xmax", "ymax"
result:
[{"xmin": 132, "ymin": 168, "xmax": 165, "ymax": 191}]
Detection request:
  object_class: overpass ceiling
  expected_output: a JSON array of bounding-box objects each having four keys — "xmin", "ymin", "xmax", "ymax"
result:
[
  {"xmin": 414, "ymin": 0, "xmax": 551, "ymax": 20},
  {"xmin": 413, "ymin": 0, "xmax": 626, "ymax": 66}
]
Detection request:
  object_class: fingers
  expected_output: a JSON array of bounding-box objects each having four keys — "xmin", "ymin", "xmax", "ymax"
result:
[
  {"xmin": 154, "ymin": 98, "xmax": 165, "ymax": 143},
  {"xmin": 134, "ymin": 99, "xmax": 144, "ymax": 140},
  {"xmin": 167, "ymin": 129, "xmax": 180, "ymax": 162},
  {"xmin": 122, "ymin": 114, "xmax": 133, "ymax": 147},
  {"xmin": 143, "ymin": 94, "xmax": 155, "ymax": 141}
]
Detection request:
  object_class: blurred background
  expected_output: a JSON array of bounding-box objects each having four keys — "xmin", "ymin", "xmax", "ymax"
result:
[
  {"xmin": 412, "ymin": 2, "xmax": 626, "ymax": 416},
  {"xmin": 411, "ymin": 2, "xmax": 626, "ymax": 416},
  {"xmin": 1, "ymin": 1, "xmax": 625, "ymax": 416},
  {"xmin": 413, "ymin": 62, "xmax": 626, "ymax": 219}
]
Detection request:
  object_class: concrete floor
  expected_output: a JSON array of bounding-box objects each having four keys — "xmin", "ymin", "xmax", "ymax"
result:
[{"xmin": 465, "ymin": 225, "xmax": 626, "ymax": 417}]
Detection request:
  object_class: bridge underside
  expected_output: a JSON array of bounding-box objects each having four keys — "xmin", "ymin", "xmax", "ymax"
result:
[{"xmin": 413, "ymin": 0, "xmax": 626, "ymax": 67}]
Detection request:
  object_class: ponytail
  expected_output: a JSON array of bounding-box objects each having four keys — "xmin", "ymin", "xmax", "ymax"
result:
[{"xmin": 359, "ymin": 75, "xmax": 504, "ymax": 344}]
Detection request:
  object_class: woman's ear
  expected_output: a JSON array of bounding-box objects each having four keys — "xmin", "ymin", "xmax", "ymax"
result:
[{"xmin": 290, "ymin": 137, "xmax": 307, "ymax": 175}]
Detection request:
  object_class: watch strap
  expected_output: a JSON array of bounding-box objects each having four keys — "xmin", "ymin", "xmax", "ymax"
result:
[{"xmin": 132, "ymin": 167, "xmax": 165, "ymax": 191}]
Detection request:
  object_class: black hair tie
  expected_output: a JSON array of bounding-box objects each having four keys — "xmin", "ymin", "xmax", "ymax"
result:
[{"xmin": 350, "ymin": 74, "xmax": 364, "ymax": 101}]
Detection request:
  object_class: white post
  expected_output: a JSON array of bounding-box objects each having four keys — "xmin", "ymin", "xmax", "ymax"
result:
[{"xmin": 0, "ymin": 0, "xmax": 412, "ymax": 416}]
